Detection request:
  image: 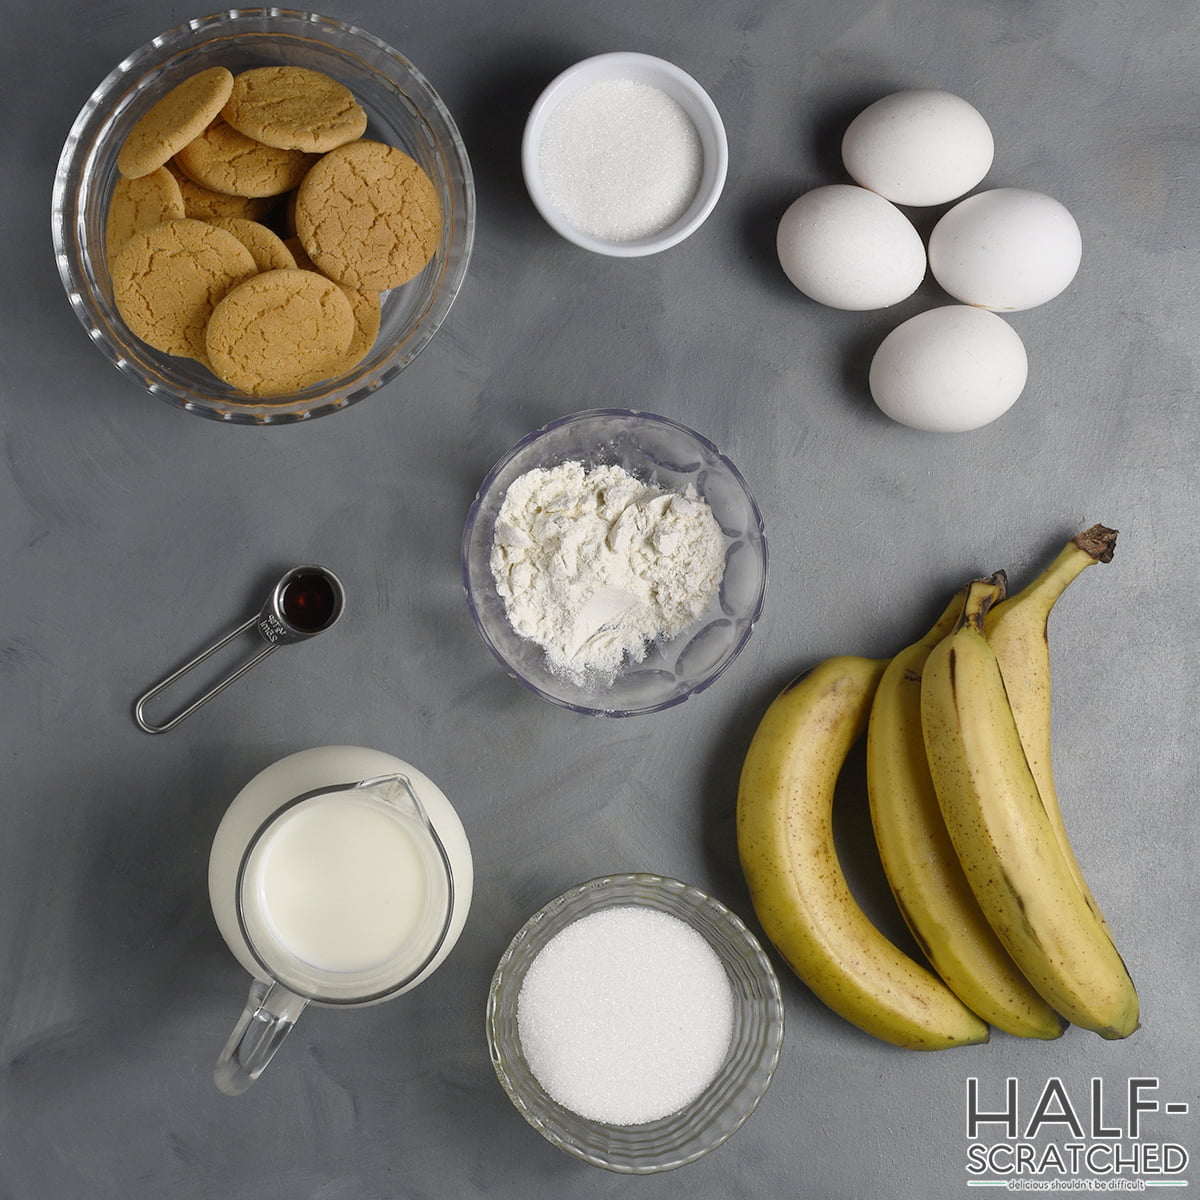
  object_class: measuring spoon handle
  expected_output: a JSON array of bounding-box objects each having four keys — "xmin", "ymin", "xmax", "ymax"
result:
[{"xmin": 133, "ymin": 616, "xmax": 277, "ymax": 734}]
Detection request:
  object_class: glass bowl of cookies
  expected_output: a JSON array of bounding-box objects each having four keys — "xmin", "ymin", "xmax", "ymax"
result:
[{"xmin": 52, "ymin": 9, "xmax": 474, "ymax": 424}]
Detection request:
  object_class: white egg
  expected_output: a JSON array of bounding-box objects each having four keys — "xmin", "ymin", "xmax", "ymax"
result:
[
  {"xmin": 842, "ymin": 89, "xmax": 994, "ymax": 207},
  {"xmin": 928, "ymin": 188, "xmax": 1082, "ymax": 311},
  {"xmin": 869, "ymin": 305, "xmax": 1028, "ymax": 432},
  {"xmin": 776, "ymin": 184, "xmax": 926, "ymax": 310}
]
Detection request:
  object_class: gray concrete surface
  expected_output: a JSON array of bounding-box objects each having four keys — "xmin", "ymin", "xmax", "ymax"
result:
[{"xmin": 2, "ymin": 0, "xmax": 1197, "ymax": 1196}]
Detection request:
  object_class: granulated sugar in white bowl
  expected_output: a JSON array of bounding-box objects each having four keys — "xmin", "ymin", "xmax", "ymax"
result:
[
  {"xmin": 538, "ymin": 78, "xmax": 703, "ymax": 241},
  {"xmin": 522, "ymin": 53, "xmax": 728, "ymax": 257}
]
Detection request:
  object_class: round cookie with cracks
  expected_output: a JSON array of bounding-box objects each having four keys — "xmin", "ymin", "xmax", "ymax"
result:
[
  {"xmin": 206, "ymin": 217, "xmax": 298, "ymax": 272},
  {"xmin": 166, "ymin": 161, "xmax": 280, "ymax": 222},
  {"xmin": 105, "ymin": 167, "xmax": 184, "ymax": 267},
  {"xmin": 283, "ymin": 236, "xmax": 382, "ymax": 372},
  {"xmin": 294, "ymin": 140, "xmax": 442, "ymax": 291},
  {"xmin": 339, "ymin": 286, "xmax": 382, "ymax": 370},
  {"xmin": 111, "ymin": 218, "xmax": 257, "ymax": 359},
  {"xmin": 206, "ymin": 268, "xmax": 356, "ymax": 396},
  {"xmin": 117, "ymin": 66, "xmax": 234, "ymax": 179},
  {"xmin": 221, "ymin": 66, "xmax": 367, "ymax": 153},
  {"xmin": 174, "ymin": 119, "xmax": 318, "ymax": 197}
]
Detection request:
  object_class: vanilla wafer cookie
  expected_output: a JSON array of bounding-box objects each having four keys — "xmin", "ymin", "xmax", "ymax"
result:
[
  {"xmin": 175, "ymin": 119, "xmax": 318, "ymax": 197},
  {"xmin": 111, "ymin": 218, "xmax": 257, "ymax": 359},
  {"xmin": 117, "ymin": 67, "xmax": 234, "ymax": 179},
  {"xmin": 222, "ymin": 66, "xmax": 367, "ymax": 153},
  {"xmin": 105, "ymin": 166, "xmax": 185, "ymax": 267},
  {"xmin": 295, "ymin": 139, "xmax": 441, "ymax": 291},
  {"xmin": 206, "ymin": 268, "xmax": 355, "ymax": 396}
]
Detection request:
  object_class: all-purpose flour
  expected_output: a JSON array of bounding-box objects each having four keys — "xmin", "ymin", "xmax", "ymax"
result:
[{"xmin": 489, "ymin": 460, "xmax": 725, "ymax": 680}]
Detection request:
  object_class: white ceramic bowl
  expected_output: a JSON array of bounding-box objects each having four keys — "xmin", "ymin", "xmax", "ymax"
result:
[{"xmin": 521, "ymin": 52, "xmax": 728, "ymax": 257}]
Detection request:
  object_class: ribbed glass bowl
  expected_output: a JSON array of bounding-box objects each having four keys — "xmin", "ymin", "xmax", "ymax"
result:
[
  {"xmin": 461, "ymin": 409, "xmax": 768, "ymax": 716},
  {"xmin": 486, "ymin": 874, "xmax": 785, "ymax": 1173},
  {"xmin": 52, "ymin": 9, "xmax": 474, "ymax": 424}
]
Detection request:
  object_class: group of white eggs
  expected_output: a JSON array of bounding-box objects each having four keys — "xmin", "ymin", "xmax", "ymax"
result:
[{"xmin": 776, "ymin": 89, "xmax": 1082, "ymax": 432}]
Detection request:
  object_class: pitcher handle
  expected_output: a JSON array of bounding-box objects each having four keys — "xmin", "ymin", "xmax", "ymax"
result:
[{"xmin": 214, "ymin": 978, "xmax": 309, "ymax": 1095}]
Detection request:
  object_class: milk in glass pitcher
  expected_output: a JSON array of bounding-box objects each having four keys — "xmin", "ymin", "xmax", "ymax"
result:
[{"xmin": 208, "ymin": 746, "xmax": 473, "ymax": 1094}]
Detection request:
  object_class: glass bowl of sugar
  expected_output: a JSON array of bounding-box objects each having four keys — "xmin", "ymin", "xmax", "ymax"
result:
[
  {"xmin": 461, "ymin": 409, "xmax": 768, "ymax": 717},
  {"xmin": 486, "ymin": 874, "xmax": 784, "ymax": 1174},
  {"xmin": 521, "ymin": 52, "xmax": 728, "ymax": 256}
]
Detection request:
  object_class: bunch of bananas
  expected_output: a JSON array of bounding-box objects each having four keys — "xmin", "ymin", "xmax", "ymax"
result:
[{"xmin": 736, "ymin": 525, "xmax": 1138, "ymax": 1049}]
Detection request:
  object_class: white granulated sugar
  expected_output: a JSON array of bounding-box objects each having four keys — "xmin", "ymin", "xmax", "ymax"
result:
[
  {"xmin": 516, "ymin": 905, "xmax": 735, "ymax": 1125},
  {"xmin": 539, "ymin": 77, "xmax": 703, "ymax": 241},
  {"xmin": 489, "ymin": 460, "xmax": 725, "ymax": 681}
]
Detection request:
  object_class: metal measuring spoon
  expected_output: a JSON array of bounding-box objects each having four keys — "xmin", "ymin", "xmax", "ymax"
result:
[{"xmin": 133, "ymin": 565, "xmax": 345, "ymax": 734}]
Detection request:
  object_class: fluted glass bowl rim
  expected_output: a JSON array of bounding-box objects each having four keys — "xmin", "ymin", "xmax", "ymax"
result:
[
  {"xmin": 485, "ymin": 873, "xmax": 785, "ymax": 1174},
  {"xmin": 461, "ymin": 408, "xmax": 768, "ymax": 716},
  {"xmin": 51, "ymin": 7, "xmax": 475, "ymax": 424}
]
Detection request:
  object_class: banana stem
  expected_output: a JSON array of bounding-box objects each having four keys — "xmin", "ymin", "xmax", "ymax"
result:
[
  {"xmin": 957, "ymin": 574, "xmax": 1007, "ymax": 634},
  {"xmin": 922, "ymin": 584, "xmax": 971, "ymax": 649},
  {"xmin": 1074, "ymin": 523, "xmax": 1118, "ymax": 564}
]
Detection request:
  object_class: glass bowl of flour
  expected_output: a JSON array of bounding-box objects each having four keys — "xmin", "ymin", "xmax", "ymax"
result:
[{"xmin": 461, "ymin": 409, "xmax": 767, "ymax": 716}]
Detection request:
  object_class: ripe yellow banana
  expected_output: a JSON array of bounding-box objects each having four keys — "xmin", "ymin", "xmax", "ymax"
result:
[
  {"xmin": 867, "ymin": 581, "xmax": 1066, "ymax": 1040},
  {"xmin": 985, "ymin": 524, "xmax": 1118, "ymax": 931},
  {"xmin": 921, "ymin": 579, "xmax": 1139, "ymax": 1039},
  {"xmin": 738, "ymin": 655, "xmax": 990, "ymax": 1051}
]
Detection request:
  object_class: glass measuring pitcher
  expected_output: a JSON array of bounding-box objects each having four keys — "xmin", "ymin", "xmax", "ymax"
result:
[{"xmin": 209, "ymin": 746, "xmax": 474, "ymax": 1094}]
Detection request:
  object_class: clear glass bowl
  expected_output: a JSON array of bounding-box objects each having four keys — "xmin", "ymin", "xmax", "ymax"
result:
[
  {"xmin": 52, "ymin": 9, "xmax": 475, "ymax": 424},
  {"xmin": 461, "ymin": 409, "xmax": 768, "ymax": 716},
  {"xmin": 486, "ymin": 873, "xmax": 785, "ymax": 1174}
]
